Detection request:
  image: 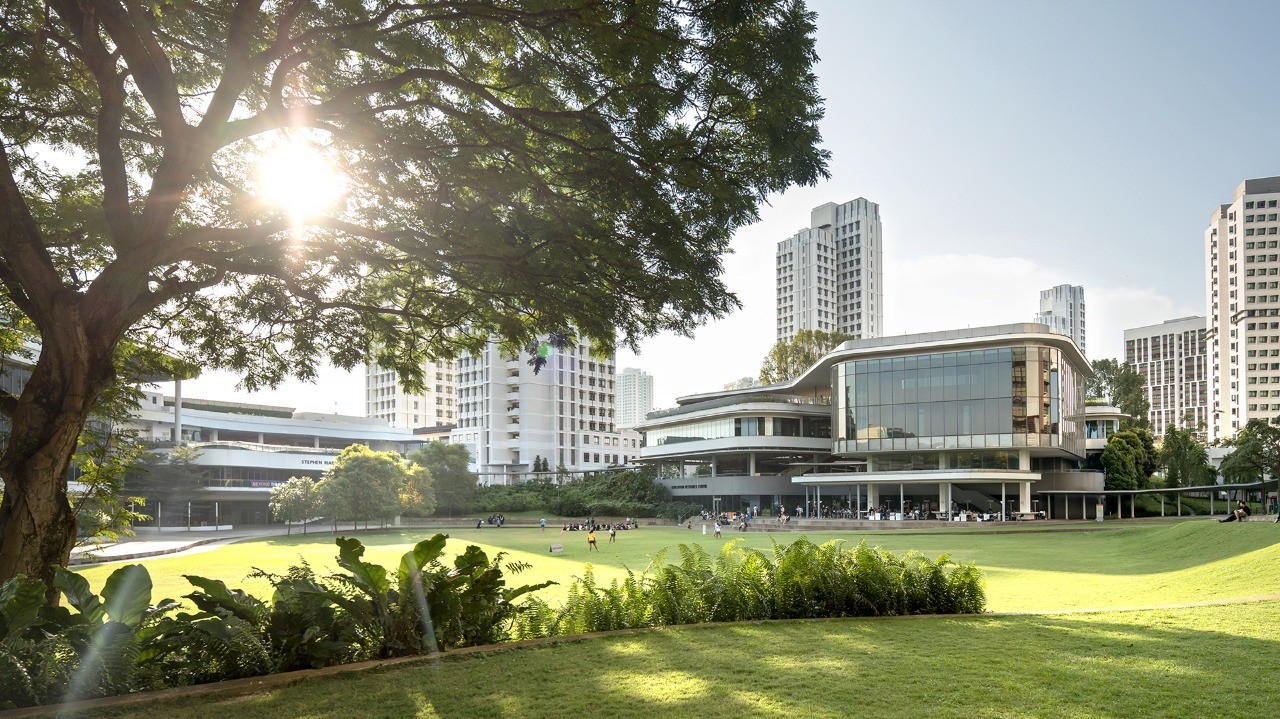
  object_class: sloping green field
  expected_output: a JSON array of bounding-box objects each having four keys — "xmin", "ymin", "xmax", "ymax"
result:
[{"xmin": 76, "ymin": 520, "xmax": 1280, "ymax": 612}]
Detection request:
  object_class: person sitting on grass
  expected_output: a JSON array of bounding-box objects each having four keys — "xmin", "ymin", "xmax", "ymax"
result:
[{"xmin": 1219, "ymin": 500, "xmax": 1251, "ymax": 523}]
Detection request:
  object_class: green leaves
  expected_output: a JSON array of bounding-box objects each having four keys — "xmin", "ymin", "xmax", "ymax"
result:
[
  {"xmin": 0, "ymin": 576, "xmax": 46, "ymax": 640},
  {"xmin": 99, "ymin": 565, "xmax": 152, "ymax": 628},
  {"xmin": 517, "ymin": 537, "xmax": 986, "ymax": 639},
  {"xmin": 760, "ymin": 329, "xmax": 853, "ymax": 384}
]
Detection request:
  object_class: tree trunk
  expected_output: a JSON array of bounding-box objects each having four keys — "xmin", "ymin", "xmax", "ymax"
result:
[{"xmin": 0, "ymin": 326, "xmax": 115, "ymax": 597}]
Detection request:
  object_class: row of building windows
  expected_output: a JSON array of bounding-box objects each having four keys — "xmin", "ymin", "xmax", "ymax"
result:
[{"xmin": 1245, "ymin": 200, "xmax": 1279, "ymax": 209}]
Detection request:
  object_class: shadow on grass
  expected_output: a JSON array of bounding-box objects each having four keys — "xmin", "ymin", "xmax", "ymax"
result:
[{"xmin": 80, "ymin": 602, "xmax": 1279, "ymax": 719}]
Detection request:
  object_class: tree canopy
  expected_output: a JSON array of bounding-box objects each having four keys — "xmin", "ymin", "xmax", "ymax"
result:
[
  {"xmin": 1085, "ymin": 359, "xmax": 1150, "ymax": 425},
  {"xmin": 1217, "ymin": 418, "xmax": 1280, "ymax": 486},
  {"xmin": 1100, "ymin": 428, "xmax": 1157, "ymax": 490},
  {"xmin": 0, "ymin": 0, "xmax": 828, "ymax": 587},
  {"xmin": 1159, "ymin": 425, "xmax": 1211, "ymax": 488},
  {"xmin": 268, "ymin": 475, "xmax": 320, "ymax": 535},
  {"xmin": 316, "ymin": 444, "xmax": 404, "ymax": 529},
  {"xmin": 759, "ymin": 329, "xmax": 851, "ymax": 384},
  {"xmin": 410, "ymin": 442, "xmax": 475, "ymax": 516}
]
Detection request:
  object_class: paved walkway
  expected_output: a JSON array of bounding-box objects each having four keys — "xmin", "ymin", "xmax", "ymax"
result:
[{"xmin": 69, "ymin": 520, "xmax": 489, "ymax": 565}]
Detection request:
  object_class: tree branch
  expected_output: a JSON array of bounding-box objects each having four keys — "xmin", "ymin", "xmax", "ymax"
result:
[
  {"xmin": 0, "ymin": 141, "xmax": 64, "ymax": 326},
  {"xmin": 49, "ymin": 0, "xmax": 137, "ymax": 245}
]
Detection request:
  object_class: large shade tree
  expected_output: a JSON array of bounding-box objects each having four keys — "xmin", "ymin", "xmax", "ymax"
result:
[{"xmin": 0, "ymin": 0, "xmax": 828, "ymax": 587}]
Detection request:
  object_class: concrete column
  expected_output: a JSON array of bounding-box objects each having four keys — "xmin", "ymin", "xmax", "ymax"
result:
[
  {"xmin": 1001, "ymin": 483, "xmax": 1006, "ymax": 521},
  {"xmin": 942, "ymin": 482, "xmax": 951, "ymax": 517},
  {"xmin": 257, "ymin": 432, "xmax": 265, "ymax": 445},
  {"xmin": 173, "ymin": 379, "xmax": 184, "ymax": 444},
  {"xmin": 868, "ymin": 484, "xmax": 880, "ymax": 510},
  {"xmin": 314, "ymin": 436, "xmax": 320, "ymax": 448},
  {"xmin": 1018, "ymin": 449, "xmax": 1030, "ymax": 470},
  {"xmin": 749, "ymin": 453, "xmax": 756, "ymax": 476},
  {"xmin": 1131, "ymin": 495, "xmax": 1136, "ymax": 519},
  {"xmin": 209, "ymin": 429, "xmax": 218, "ymax": 442},
  {"xmin": 1019, "ymin": 482, "xmax": 1032, "ymax": 514},
  {"xmin": 899, "ymin": 483, "xmax": 905, "ymax": 517}
]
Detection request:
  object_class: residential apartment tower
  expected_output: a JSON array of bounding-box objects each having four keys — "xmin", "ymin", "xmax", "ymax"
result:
[
  {"xmin": 1123, "ymin": 316, "xmax": 1209, "ymax": 437},
  {"xmin": 1206, "ymin": 176, "xmax": 1280, "ymax": 442},
  {"xmin": 776, "ymin": 199, "xmax": 883, "ymax": 343}
]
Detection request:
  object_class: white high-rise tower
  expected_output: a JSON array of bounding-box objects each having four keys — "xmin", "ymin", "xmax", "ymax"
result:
[
  {"xmin": 616, "ymin": 368, "xmax": 654, "ymax": 429},
  {"xmin": 1123, "ymin": 316, "xmax": 1209, "ymax": 437},
  {"xmin": 1206, "ymin": 176, "xmax": 1280, "ymax": 442},
  {"xmin": 1035, "ymin": 284, "xmax": 1086, "ymax": 354},
  {"xmin": 775, "ymin": 198, "xmax": 883, "ymax": 343}
]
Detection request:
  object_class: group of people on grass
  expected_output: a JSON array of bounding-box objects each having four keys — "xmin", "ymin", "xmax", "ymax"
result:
[{"xmin": 476, "ymin": 513, "xmax": 507, "ymax": 529}]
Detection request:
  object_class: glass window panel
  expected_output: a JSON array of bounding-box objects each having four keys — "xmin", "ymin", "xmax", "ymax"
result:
[
  {"xmin": 892, "ymin": 370, "xmax": 905, "ymax": 404},
  {"xmin": 944, "ymin": 401, "xmax": 959, "ymax": 435},
  {"xmin": 930, "ymin": 402, "xmax": 945, "ymax": 438},
  {"xmin": 985, "ymin": 363, "xmax": 1001, "ymax": 398}
]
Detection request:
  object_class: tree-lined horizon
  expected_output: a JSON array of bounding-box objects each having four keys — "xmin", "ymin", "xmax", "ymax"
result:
[{"xmin": 0, "ymin": 0, "xmax": 829, "ymax": 590}]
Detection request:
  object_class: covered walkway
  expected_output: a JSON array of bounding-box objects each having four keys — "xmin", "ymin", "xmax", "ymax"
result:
[{"xmin": 1040, "ymin": 480, "xmax": 1277, "ymax": 520}]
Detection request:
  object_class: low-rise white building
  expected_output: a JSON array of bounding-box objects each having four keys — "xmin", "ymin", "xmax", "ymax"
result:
[{"xmin": 127, "ymin": 390, "xmax": 421, "ymax": 525}]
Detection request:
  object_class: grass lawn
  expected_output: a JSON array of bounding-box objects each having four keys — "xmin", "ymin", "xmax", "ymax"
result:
[
  {"xmin": 76, "ymin": 520, "xmax": 1280, "ymax": 612},
  {"xmin": 71, "ymin": 600, "xmax": 1280, "ymax": 719}
]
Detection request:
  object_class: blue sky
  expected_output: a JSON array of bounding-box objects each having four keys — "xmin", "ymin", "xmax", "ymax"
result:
[{"xmin": 183, "ymin": 0, "xmax": 1280, "ymax": 413}]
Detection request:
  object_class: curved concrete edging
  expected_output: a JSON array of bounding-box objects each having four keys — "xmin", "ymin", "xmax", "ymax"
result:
[
  {"xmin": 4, "ymin": 592, "xmax": 1280, "ymax": 719},
  {"xmin": 68, "ymin": 536, "xmax": 242, "ymax": 566}
]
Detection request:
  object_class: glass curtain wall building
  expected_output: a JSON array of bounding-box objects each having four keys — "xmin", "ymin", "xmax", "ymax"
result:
[
  {"xmin": 638, "ymin": 323, "xmax": 1098, "ymax": 519},
  {"xmin": 833, "ymin": 346, "xmax": 1083, "ymax": 457}
]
